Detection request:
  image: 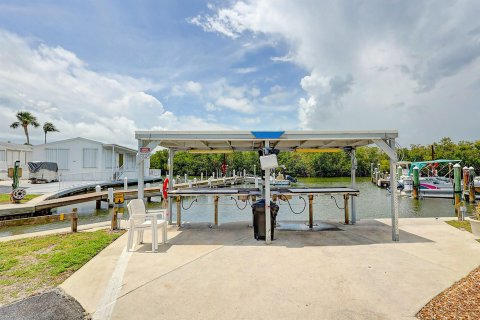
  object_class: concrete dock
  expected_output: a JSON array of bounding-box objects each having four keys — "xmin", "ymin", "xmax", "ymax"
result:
[{"xmin": 57, "ymin": 218, "xmax": 480, "ymax": 319}]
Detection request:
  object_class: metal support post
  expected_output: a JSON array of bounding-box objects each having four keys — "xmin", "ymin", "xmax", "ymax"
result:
[
  {"xmin": 137, "ymin": 141, "xmax": 145, "ymax": 201},
  {"xmin": 350, "ymin": 148, "xmax": 356, "ymax": 224},
  {"xmin": 264, "ymin": 140, "xmax": 271, "ymax": 244},
  {"xmin": 308, "ymin": 195, "xmax": 313, "ymax": 229},
  {"xmin": 389, "ymin": 139, "xmax": 399, "ymax": 241},
  {"xmin": 168, "ymin": 149, "xmax": 174, "ymax": 224}
]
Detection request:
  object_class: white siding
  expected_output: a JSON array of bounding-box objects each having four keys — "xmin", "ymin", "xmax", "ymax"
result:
[
  {"xmin": 104, "ymin": 150, "xmax": 112, "ymax": 168},
  {"xmin": 83, "ymin": 148, "xmax": 98, "ymax": 168},
  {"xmin": 0, "ymin": 150, "xmax": 5, "ymax": 161},
  {"xmin": 45, "ymin": 148, "xmax": 69, "ymax": 169},
  {"xmin": 126, "ymin": 154, "xmax": 135, "ymax": 169}
]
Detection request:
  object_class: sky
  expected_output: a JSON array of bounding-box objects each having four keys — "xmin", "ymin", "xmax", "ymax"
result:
[{"xmin": 0, "ymin": 0, "xmax": 479, "ymax": 149}]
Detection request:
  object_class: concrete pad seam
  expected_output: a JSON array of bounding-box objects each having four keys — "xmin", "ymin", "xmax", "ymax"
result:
[
  {"xmin": 114, "ymin": 234, "xmax": 251, "ymax": 304},
  {"xmin": 92, "ymin": 246, "xmax": 132, "ymax": 320}
]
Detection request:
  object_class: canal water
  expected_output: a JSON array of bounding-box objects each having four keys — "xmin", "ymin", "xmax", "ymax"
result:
[{"xmin": 0, "ymin": 177, "xmax": 468, "ymax": 237}]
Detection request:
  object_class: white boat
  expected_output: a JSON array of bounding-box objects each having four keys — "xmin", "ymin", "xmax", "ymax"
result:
[
  {"xmin": 270, "ymin": 177, "xmax": 290, "ymax": 186},
  {"xmin": 399, "ymin": 160, "xmax": 479, "ymax": 198}
]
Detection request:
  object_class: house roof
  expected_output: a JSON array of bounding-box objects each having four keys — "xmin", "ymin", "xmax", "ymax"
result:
[
  {"xmin": 38, "ymin": 137, "xmax": 136, "ymax": 153},
  {"xmin": 135, "ymin": 130, "xmax": 399, "ymax": 151},
  {"xmin": 0, "ymin": 141, "xmax": 33, "ymax": 151}
]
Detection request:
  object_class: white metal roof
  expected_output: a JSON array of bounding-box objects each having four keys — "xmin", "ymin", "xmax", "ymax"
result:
[{"xmin": 135, "ymin": 130, "xmax": 398, "ymax": 151}]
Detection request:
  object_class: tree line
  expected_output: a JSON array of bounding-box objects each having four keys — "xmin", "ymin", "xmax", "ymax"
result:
[
  {"xmin": 9, "ymin": 111, "xmax": 59, "ymax": 145},
  {"xmin": 150, "ymin": 137, "xmax": 480, "ymax": 178}
]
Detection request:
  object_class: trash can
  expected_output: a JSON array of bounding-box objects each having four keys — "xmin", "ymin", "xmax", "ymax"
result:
[{"xmin": 252, "ymin": 199, "xmax": 279, "ymax": 240}]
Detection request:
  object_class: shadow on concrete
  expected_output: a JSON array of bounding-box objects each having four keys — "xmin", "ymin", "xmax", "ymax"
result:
[{"xmin": 141, "ymin": 220, "xmax": 434, "ymax": 249}]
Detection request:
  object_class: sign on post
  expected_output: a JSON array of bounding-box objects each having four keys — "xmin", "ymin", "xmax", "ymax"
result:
[
  {"xmin": 137, "ymin": 147, "xmax": 151, "ymax": 163},
  {"xmin": 114, "ymin": 192, "xmax": 125, "ymax": 204}
]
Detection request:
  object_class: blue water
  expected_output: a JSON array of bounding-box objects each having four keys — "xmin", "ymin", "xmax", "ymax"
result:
[{"xmin": 0, "ymin": 177, "xmax": 465, "ymax": 237}]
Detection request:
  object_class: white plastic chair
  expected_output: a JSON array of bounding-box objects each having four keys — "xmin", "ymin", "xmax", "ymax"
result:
[{"xmin": 127, "ymin": 199, "xmax": 167, "ymax": 252}]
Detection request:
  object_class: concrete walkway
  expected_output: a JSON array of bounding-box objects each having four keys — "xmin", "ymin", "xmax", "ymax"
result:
[{"xmin": 60, "ymin": 218, "xmax": 480, "ymax": 320}]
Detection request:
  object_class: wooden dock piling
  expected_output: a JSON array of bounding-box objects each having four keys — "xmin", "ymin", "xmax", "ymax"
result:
[
  {"xmin": 343, "ymin": 194, "xmax": 349, "ymax": 224},
  {"xmin": 214, "ymin": 195, "xmax": 219, "ymax": 226}
]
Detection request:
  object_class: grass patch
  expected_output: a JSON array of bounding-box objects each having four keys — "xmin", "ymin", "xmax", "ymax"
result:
[
  {"xmin": 445, "ymin": 220, "xmax": 472, "ymax": 233},
  {"xmin": 0, "ymin": 193, "xmax": 42, "ymax": 204},
  {"xmin": 0, "ymin": 229, "xmax": 124, "ymax": 306}
]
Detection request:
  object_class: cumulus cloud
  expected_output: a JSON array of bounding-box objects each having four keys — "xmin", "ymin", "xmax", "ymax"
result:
[
  {"xmin": 204, "ymin": 79, "xmax": 260, "ymax": 113},
  {"xmin": 0, "ymin": 30, "xmax": 221, "ymax": 147},
  {"xmin": 191, "ymin": 0, "xmax": 480, "ymax": 142},
  {"xmin": 171, "ymin": 81, "xmax": 203, "ymax": 96}
]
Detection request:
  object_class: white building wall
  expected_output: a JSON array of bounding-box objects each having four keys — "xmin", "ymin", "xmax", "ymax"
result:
[
  {"xmin": 0, "ymin": 144, "xmax": 32, "ymax": 180},
  {"xmin": 32, "ymin": 138, "xmax": 139, "ymax": 181},
  {"xmin": 33, "ymin": 139, "xmax": 107, "ymax": 180}
]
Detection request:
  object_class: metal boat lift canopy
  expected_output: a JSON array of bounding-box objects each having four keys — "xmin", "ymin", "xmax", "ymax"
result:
[{"xmin": 135, "ymin": 130, "xmax": 400, "ymax": 242}]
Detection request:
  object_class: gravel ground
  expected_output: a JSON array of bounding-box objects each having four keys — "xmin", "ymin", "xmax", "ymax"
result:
[{"xmin": 417, "ymin": 266, "xmax": 480, "ymax": 319}]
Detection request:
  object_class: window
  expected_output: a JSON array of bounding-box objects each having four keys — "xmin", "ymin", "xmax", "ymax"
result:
[
  {"xmin": 126, "ymin": 154, "xmax": 135, "ymax": 169},
  {"xmin": 83, "ymin": 148, "xmax": 98, "ymax": 168},
  {"xmin": 104, "ymin": 150, "xmax": 112, "ymax": 168},
  {"xmin": 0, "ymin": 150, "xmax": 5, "ymax": 161},
  {"xmin": 45, "ymin": 149, "xmax": 69, "ymax": 170}
]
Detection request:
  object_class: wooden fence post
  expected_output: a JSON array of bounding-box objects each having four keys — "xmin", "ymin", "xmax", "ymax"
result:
[
  {"xmin": 111, "ymin": 207, "xmax": 118, "ymax": 230},
  {"xmin": 71, "ymin": 208, "xmax": 78, "ymax": 233}
]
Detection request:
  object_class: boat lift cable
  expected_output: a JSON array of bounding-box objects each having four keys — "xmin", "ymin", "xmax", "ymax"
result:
[
  {"xmin": 330, "ymin": 195, "xmax": 345, "ymax": 210},
  {"xmin": 395, "ymin": 141, "xmax": 405, "ymax": 162},
  {"xmin": 181, "ymin": 197, "xmax": 198, "ymax": 210},
  {"xmin": 229, "ymin": 197, "xmax": 249, "ymax": 210},
  {"xmin": 280, "ymin": 196, "xmax": 307, "ymax": 215}
]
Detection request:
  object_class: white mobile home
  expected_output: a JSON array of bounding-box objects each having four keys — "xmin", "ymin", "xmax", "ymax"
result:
[
  {"xmin": 32, "ymin": 137, "xmax": 146, "ymax": 181},
  {"xmin": 0, "ymin": 142, "xmax": 32, "ymax": 180}
]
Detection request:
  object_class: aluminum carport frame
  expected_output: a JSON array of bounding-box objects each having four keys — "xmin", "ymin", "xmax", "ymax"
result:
[{"xmin": 135, "ymin": 130, "xmax": 400, "ymax": 243}]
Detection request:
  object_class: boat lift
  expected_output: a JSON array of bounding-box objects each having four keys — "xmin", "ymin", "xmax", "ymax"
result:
[{"xmin": 135, "ymin": 130, "xmax": 400, "ymax": 243}]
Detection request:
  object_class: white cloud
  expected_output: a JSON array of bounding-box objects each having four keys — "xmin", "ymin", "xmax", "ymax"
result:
[
  {"xmin": 0, "ymin": 30, "xmax": 223, "ymax": 147},
  {"xmin": 234, "ymin": 67, "xmax": 257, "ymax": 74},
  {"xmin": 215, "ymin": 97, "xmax": 254, "ymax": 113},
  {"xmin": 171, "ymin": 81, "xmax": 203, "ymax": 96},
  {"xmin": 192, "ymin": 1, "xmax": 480, "ymax": 144},
  {"xmin": 154, "ymin": 111, "xmax": 231, "ymax": 131}
]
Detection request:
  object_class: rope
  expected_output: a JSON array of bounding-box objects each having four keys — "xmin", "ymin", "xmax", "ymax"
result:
[
  {"xmin": 181, "ymin": 197, "xmax": 198, "ymax": 210},
  {"xmin": 229, "ymin": 197, "xmax": 248, "ymax": 210},
  {"xmin": 330, "ymin": 195, "xmax": 345, "ymax": 210},
  {"xmin": 279, "ymin": 196, "xmax": 306, "ymax": 214}
]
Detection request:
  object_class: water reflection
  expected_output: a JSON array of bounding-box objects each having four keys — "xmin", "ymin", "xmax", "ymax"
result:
[{"xmin": 0, "ymin": 177, "xmax": 468, "ymax": 237}]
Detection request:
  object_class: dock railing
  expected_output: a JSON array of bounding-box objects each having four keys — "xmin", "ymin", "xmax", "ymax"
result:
[{"xmin": 58, "ymin": 171, "xmax": 112, "ymax": 190}]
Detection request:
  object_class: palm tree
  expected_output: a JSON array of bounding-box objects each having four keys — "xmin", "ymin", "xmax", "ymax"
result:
[
  {"xmin": 43, "ymin": 122, "xmax": 60, "ymax": 144},
  {"xmin": 10, "ymin": 111, "xmax": 40, "ymax": 145}
]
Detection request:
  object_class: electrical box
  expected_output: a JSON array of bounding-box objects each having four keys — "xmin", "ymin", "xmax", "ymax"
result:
[
  {"xmin": 8, "ymin": 168, "xmax": 22, "ymax": 178},
  {"xmin": 260, "ymin": 154, "xmax": 278, "ymax": 170}
]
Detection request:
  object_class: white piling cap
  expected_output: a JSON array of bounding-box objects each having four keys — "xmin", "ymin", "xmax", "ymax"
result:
[
  {"xmin": 453, "ymin": 163, "xmax": 461, "ymax": 168},
  {"xmin": 413, "ymin": 166, "xmax": 419, "ymax": 170},
  {"xmin": 463, "ymin": 166, "xmax": 468, "ymax": 170},
  {"xmin": 469, "ymin": 166, "xmax": 475, "ymax": 170}
]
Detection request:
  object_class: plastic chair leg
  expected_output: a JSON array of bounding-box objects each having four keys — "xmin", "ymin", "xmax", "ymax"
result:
[
  {"xmin": 127, "ymin": 229, "xmax": 133, "ymax": 252},
  {"xmin": 152, "ymin": 225, "xmax": 158, "ymax": 252},
  {"xmin": 163, "ymin": 224, "xmax": 168, "ymax": 244}
]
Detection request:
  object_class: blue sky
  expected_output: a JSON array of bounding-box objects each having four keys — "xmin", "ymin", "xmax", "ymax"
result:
[{"xmin": 1, "ymin": 1, "xmax": 479, "ymax": 148}]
